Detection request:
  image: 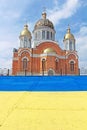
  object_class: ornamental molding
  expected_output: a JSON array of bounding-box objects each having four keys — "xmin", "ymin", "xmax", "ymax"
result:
[
  {"xmin": 13, "ymin": 57, "xmax": 18, "ymax": 61},
  {"xmin": 21, "ymin": 56, "xmax": 29, "ymax": 61},
  {"xmin": 18, "ymin": 49, "xmax": 31, "ymax": 56},
  {"xmin": 41, "ymin": 57, "xmax": 46, "ymax": 61},
  {"xmin": 66, "ymin": 52, "xmax": 78, "ymax": 59},
  {"xmin": 33, "ymin": 27, "xmax": 55, "ymax": 33},
  {"xmin": 32, "ymin": 53, "xmax": 65, "ymax": 59},
  {"xmin": 69, "ymin": 59, "xmax": 76, "ymax": 64},
  {"xmin": 37, "ymin": 40, "xmax": 58, "ymax": 45},
  {"xmin": 48, "ymin": 68, "xmax": 55, "ymax": 74}
]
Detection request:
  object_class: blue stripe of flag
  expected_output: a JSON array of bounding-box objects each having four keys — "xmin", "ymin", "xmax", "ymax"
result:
[{"xmin": 0, "ymin": 76, "xmax": 87, "ymax": 91}]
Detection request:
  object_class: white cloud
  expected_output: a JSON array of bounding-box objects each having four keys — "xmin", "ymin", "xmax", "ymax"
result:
[
  {"xmin": 54, "ymin": 0, "xmax": 59, "ymax": 6},
  {"xmin": 48, "ymin": 0, "xmax": 80, "ymax": 25},
  {"xmin": 0, "ymin": 40, "xmax": 18, "ymax": 68},
  {"xmin": 0, "ymin": 0, "xmax": 34, "ymax": 21},
  {"xmin": 80, "ymin": 1, "xmax": 87, "ymax": 7},
  {"xmin": 0, "ymin": 0, "xmax": 34, "ymax": 69},
  {"xmin": 76, "ymin": 26, "xmax": 87, "ymax": 68},
  {"xmin": 77, "ymin": 26, "xmax": 87, "ymax": 36}
]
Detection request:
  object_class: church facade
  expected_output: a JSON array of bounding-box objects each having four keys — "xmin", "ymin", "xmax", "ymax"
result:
[{"xmin": 12, "ymin": 12, "xmax": 79, "ymax": 76}]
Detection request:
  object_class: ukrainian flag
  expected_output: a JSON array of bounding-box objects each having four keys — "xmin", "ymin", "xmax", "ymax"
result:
[{"xmin": 0, "ymin": 76, "xmax": 87, "ymax": 130}]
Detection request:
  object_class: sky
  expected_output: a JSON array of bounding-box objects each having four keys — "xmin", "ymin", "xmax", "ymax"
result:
[{"xmin": 0, "ymin": 0, "xmax": 87, "ymax": 70}]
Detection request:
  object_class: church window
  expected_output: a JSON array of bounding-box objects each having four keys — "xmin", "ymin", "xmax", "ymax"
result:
[
  {"xmin": 73, "ymin": 42, "xmax": 75, "ymax": 50},
  {"xmin": 70, "ymin": 41, "xmax": 72, "ymax": 50},
  {"xmin": 24, "ymin": 37, "xmax": 27, "ymax": 48},
  {"xmin": 23, "ymin": 58, "xmax": 27, "ymax": 70},
  {"xmin": 70, "ymin": 61, "xmax": 74, "ymax": 71},
  {"xmin": 51, "ymin": 32, "xmax": 52, "ymax": 39},
  {"xmin": 42, "ymin": 31, "xmax": 45, "ymax": 39},
  {"xmin": 35, "ymin": 32, "xmax": 37, "ymax": 39},
  {"xmin": 47, "ymin": 31, "xmax": 49, "ymax": 39}
]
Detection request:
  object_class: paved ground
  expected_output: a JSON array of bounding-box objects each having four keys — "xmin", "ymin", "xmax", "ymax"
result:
[{"xmin": 0, "ymin": 92, "xmax": 87, "ymax": 130}]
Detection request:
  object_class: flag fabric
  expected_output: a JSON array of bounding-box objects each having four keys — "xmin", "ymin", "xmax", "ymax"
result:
[{"xmin": 0, "ymin": 76, "xmax": 87, "ymax": 130}]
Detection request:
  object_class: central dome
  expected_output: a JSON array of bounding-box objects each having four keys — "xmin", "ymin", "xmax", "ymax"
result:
[
  {"xmin": 43, "ymin": 48, "xmax": 56, "ymax": 54},
  {"xmin": 34, "ymin": 12, "xmax": 54, "ymax": 30}
]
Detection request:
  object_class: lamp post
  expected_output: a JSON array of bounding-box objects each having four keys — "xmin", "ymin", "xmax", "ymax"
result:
[
  {"xmin": 7, "ymin": 69, "xmax": 9, "ymax": 76},
  {"xmin": 78, "ymin": 68, "xmax": 80, "ymax": 75}
]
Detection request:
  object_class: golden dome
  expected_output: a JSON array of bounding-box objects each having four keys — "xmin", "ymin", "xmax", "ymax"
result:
[
  {"xmin": 20, "ymin": 24, "xmax": 32, "ymax": 39},
  {"xmin": 34, "ymin": 12, "xmax": 54, "ymax": 30},
  {"xmin": 43, "ymin": 48, "xmax": 56, "ymax": 54},
  {"xmin": 64, "ymin": 26, "xmax": 75, "ymax": 40}
]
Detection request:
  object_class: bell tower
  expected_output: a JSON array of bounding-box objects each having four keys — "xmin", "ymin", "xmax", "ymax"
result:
[
  {"xmin": 19, "ymin": 24, "xmax": 32, "ymax": 48},
  {"xmin": 63, "ymin": 26, "xmax": 76, "ymax": 51}
]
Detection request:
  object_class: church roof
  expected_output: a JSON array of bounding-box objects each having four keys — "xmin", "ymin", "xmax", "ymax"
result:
[
  {"xmin": 64, "ymin": 26, "xmax": 75, "ymax": 40},
  {"xmin": 43, "ymin": 48, "xmax": 56, "ymax": 54},
  {"xmin": 20, "ymin": 24, "xmax": 32, "ymax": 39},
  {"xmin": 34, "ymin": 12, "xmax": 54, "ymax": 30}
]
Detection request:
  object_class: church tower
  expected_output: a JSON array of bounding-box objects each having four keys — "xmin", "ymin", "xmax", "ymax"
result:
[
  {"xmin": 19, "ymin": 24, "xmax": 32, "ymax": 48},
  {"xmin": 63, "ymin": 26, "xmax": 75, "ymax": 51},
  {"xmin": 12, "ymin": 24, "xmax": 32, "ymax": 75},
  {"xmin": 33, "ymin": 11, "xmax": 55, "ymax": 48}
]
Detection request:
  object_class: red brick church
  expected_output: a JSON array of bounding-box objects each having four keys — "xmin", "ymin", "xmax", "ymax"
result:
[{"xmin": 12, "ymin": 11, "xmax": 79, "ymax": 76}]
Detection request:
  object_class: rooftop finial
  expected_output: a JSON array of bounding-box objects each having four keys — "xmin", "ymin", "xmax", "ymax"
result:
[
  {"xmin": 42, "ymin": 7, "xmax": 47, "ymax": 19},
  {"xmin": 67, "ymin": 24, "xmax": 70, "ymax": 33},
  {"xmin": 24, "ymin": 19, "xmax": 28, "ymax": 29}
]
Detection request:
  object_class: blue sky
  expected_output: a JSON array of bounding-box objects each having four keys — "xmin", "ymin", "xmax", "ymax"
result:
[{"xmin": 0, "ymin": 0, "xmax": 87, "ymax": 69}]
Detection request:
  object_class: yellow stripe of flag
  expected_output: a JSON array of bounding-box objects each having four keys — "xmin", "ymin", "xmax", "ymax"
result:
[{"xmin": 0, "ymin": 92, "xmax": 87, "ymax": 130}]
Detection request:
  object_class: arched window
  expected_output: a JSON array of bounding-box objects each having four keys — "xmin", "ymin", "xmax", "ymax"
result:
[
  {"xmin": 70, "ymin": 61, "xmax": 74, "ymax": 71},
  {"xmin": 23, "ymin": 58, "xmax": 27, "ymax": 70},
  {"xmin": 51, "ymin": 32, "xmax": 52, "ymax": 39},
  {"xmin": 47, "ymin": 31, "xmax": 49, "ymax": 39},
  {"xmin": 70, "ymin": 41, "xmax": 72, "ymax": 50},
  {"xmin": 24, "ymin": 36, "xmax": 27, "ymax": 48},
  {"xmin": 42, "ymin": 31, "xmax": 45, "ymax": 39}
]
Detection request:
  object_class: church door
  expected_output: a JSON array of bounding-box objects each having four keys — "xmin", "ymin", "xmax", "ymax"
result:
[{"xmin": 48, "ymin": 69, "xmax": 54, "ymax": 76}]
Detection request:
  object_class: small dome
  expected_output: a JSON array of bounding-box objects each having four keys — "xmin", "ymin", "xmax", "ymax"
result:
[
  {"xmin": 34, "ymin": 12, "xmax": 54, "ymax": 30},
  {"xmin": 64, "ymin": 26, "xmax": 75, "ymax": 40},
  {"xmin": 20, "ymin": 24, "xmax": 32, "ymax": 39},
  {"xmin": 43, "ymin": 48, "xmax": 56, "ymax": 54}
]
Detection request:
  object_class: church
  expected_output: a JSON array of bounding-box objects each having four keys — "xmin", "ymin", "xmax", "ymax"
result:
[{"xmin": 12, "ymin": 11, "xmax": 79, "ymax": 76}]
